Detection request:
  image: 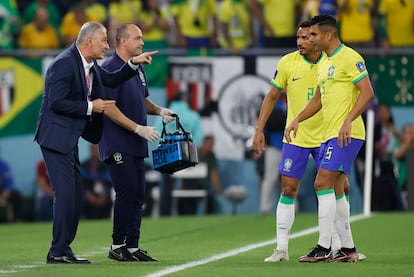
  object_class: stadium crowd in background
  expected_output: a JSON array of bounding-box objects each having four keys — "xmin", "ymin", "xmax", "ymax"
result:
[
  {"xmin": 372, "ymin": 104, "xmax": 405, "ymax": 210},
  {"xmin": 394, "ymin": 123, "xmax": 414, "ymax": 209},
  {"xmin": 0, "ymin": 147, "xmax": 22, "ymax": 222},
  {"xmin": 1, "ymin": 0, "xmax": 413, "ymax": 52}
]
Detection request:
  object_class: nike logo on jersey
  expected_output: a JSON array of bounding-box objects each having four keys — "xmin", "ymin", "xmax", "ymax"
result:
[{"xmin": 292, "ymin": 77, "xmax": 301, "ymax": 81}]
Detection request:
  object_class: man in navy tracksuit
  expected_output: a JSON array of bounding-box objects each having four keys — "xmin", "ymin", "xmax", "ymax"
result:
[{"xmin": 99, "ymin": 23, "xmax": 174, "ymax": 262}]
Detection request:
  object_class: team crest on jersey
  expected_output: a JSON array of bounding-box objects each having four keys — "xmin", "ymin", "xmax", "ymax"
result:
[
  {"xmin": 356, "ymin": 62, "xmax": 366, "ymax": 73},
  {"xmin": 283, "ymin": 158, "xmax": 293, "ymax": 172},
  {"xmin": 327, "ymin": 66, "xmax": 335, "ymax": 77},
  {"xmin": 138, "ymin": 68, "xmax": 146, "ymax": 86},
  {"xmin": 113, "ymin": 152, "xmax": 123, "ymax": 164}
]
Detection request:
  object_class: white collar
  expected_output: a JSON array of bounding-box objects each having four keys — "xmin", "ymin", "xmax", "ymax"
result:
[{"xmin": 76, "ymin": 46, "xmax": 94, "ymax": 70}]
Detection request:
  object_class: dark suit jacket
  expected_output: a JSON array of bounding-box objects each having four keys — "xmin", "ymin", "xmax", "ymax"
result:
[{"xmin": 34, "ymin": 43, "xmax": 137, "ymax": 154}]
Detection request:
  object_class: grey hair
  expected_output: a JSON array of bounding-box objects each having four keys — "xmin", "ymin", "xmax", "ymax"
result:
[{"xmin": 76, "ymin": 22, "xmax": 106, "ymax": 45}]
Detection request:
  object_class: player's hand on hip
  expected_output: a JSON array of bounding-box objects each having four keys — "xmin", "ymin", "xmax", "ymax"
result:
[{"xmin": 134, "ymin": 125, "xmax": 160, "ymax": 142}]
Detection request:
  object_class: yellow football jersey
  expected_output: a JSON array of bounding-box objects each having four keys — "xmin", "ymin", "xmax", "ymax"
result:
[
  {"xmin": 317, "ymin": 44, "xmax": 368, "ymax": 142},
  {"xmin": 272, "ymin": 50, "xmax": 325, "ymax": 147}
]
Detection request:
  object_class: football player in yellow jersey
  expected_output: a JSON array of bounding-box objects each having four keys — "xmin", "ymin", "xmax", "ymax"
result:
[
  {"xmin": 253, "ymin": 21, "xmax": 326, "ymax": 263},
  {"xmin": 285, "ymin": 14, "xmax": 374, "ymax": 262}
]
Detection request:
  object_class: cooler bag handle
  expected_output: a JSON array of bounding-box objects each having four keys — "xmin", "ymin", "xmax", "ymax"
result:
[
  {"xmin": 161, "ymin": 114, "xmax": 190, "ymax": 139},
  {"xmin": 161, "ymin": 114, "xmax": 176, "ymax": 138}
]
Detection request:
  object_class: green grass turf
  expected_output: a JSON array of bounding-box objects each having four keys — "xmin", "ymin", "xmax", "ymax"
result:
[{"xmin": 1, "ymin": 213, "xmax": 414, "ymax": 277}]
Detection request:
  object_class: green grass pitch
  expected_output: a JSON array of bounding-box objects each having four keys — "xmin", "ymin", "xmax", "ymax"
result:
[{"xmin": 1, "ymin": 213, "xmax": 414, "ymax": 276}]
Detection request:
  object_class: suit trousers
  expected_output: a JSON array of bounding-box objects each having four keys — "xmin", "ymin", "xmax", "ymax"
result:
[{"xmin": 41, "ymin": 146, "xmax": 83, "ymax": 257}]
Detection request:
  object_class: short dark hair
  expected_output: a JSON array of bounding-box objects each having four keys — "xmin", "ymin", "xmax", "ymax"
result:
[
  {"xmin": 310, "ymin": 14, "xmax": 338, "ymax": 34},
  {"xmin": 310, "ymin": 14, "xmax": 338, "ymax": 29},
  {"xmin": 298, "ymin": 20, "xmax": 311, "ymax": 29}
]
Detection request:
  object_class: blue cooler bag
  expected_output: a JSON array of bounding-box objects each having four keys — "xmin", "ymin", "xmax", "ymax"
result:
[{"xmin": 152, "ymin": 115, "xmax": 198, "ymax": 174}]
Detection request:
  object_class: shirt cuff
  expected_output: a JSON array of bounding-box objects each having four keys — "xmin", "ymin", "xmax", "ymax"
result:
[
  {"xmin": 128, "ymin": 59, "xmax": 139, "ymax": 70},
  {"xmin": 87, "ymin": 101, "xmax": 93, "ymax": 115}
]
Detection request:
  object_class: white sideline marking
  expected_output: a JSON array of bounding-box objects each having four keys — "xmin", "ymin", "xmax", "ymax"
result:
[{"xmin": 143, "ymin": 214, "xmax": 370, "ymax": 277}]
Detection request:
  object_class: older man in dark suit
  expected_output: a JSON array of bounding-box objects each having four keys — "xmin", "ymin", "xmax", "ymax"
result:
[{"xmin": 34, "ymin": 21, "xmax": 161, "ymax": 264}]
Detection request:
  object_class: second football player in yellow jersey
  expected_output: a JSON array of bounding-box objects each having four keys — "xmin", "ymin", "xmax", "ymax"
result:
[{"xmin": 272, "ymin": 49, "xmax": 325, "ymax": 148}]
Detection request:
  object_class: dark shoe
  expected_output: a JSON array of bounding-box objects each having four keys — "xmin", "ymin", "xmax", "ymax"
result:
[
  {"xmin": 298, "ymin": 245, "xmax": 331, "ymax": 263},
  {"xmin": 46, "ymin": 253, "xmax": 90, "ymax": 264},
  {"xmin": 330, "ymin": 247, "xmax": 362, "ymax": 263},
  {"xmin": 108, "ymin": 246, "xmax": 133, "ymax": 262},
  {"xmin": 340, "ymin": 247, "xmax": 359, "ymax": 262},
  {"xmin": 329, "ymin": 250, "xmax": 348, "ymax": 262},
  {"xmin": 129, "ymin": 249, "xmax": 158, "ymax": 262}
]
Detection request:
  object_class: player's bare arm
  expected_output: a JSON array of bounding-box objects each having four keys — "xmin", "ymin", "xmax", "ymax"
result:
[
  {"xmin": 338, "ymin": 76, "xmax": 374, "ymax": 147},
  {"xmin": 252, "ymin": 86, "xmax": 282, "ymax": 155},
  {"xmin": 284, "ymin": 88, "xmax": 322, "ymax": 143}
]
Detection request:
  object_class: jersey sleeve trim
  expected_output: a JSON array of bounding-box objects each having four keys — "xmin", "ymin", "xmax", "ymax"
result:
[
  {"xmin": 352, "ymin": 73, "xmax": 368, "ymax": 85},
  {"xmin": 271, "ymin": 79, "xmax": 283, "ymax": 90}
]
